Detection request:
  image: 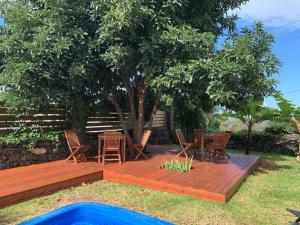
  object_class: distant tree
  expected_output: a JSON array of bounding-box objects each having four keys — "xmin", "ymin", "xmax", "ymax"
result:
[
  {"xmin": 225, "ymin": 99, "xmax": 273, "ymax": 154},
  {"xmin": 271, "ymin": 95, "xmax": 300, "ymax": 162},
  {"xmin": 208, "ymin": 22, "xmax": 281, "ymax": 111},
  {"xmin": 272, "ymin": 93, "xmax": 300, "ymax": 122},
  {"xmin": 291, "ymin": 116, "xmax": 300, "ymax": 161}
]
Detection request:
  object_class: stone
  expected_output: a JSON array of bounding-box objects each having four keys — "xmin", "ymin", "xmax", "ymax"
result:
[
  {"xmin": 0, "ymin": 155, "xmax": 8, "ymax": 162},
  {"xmin": 31, "ymin": 147, "xmax": 47, "ymax": 155},
  {"xmin": 0, "ymin": 141, "xmax": 67, "ymax": 169}
]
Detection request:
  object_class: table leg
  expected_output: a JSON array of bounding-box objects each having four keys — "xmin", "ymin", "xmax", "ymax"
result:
[
  {"xmin": 98, "ymin": 138, "xmax": 102, "ymax": 163},
  {"xmin": 123, "ymin": 139, "xmax": 126, "ymax": 163},
  {"xmin": 194, "ymin": 138, "xmax": 198, "ymax": 156},
  {"xmin": 201, "ymin": 135, "xmax": 204, "ymax": 160}
]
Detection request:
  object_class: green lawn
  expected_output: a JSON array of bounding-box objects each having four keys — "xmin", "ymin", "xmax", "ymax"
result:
[{"xmin": 1, "ymin": 150, "xmax": 300, "ymax": 225}]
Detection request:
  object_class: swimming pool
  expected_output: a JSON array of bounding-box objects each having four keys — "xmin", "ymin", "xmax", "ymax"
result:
[{"xmin": 19, "ymin": 202, "xmax": 174, "ymax": 225}]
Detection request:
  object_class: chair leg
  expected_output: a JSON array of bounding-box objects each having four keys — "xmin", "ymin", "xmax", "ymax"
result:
[
  {"xmin": 210, "ymin": 150, "xmax": 216, "ymax": 161},
  {"xmin": 102, "ymin": 151, "xmax": 105, "ymax": 165},
  {"xmin": 225, "ymin": 153, "xmax": 231, "ymax": 161},
  {"xmin": 177, "ymin": 145, "xmax": 193, "ymax": 158},
  {"xmin": 208, "ymin": 149, "xmax": 211, "ymax": 161},
  {"xmin": 135, "ymin": 150, "xmax": 149, "ymax": 160},
  {"xmin": 135, "ymin": 152, "xmax": 140, "ymax": 160},
  {"xmin": 73, "ymin": 155, "xmax": 78, "ymax": 163},
  {"xmin": 119, "ymin": 153, "xmax": 122, "ymax": 164},
  {"xmin": 64, "ymin": 154, "xmax": 73, "ymax": 163},
  {"xmin": 176, "ymin": 149, "xmax": 185, "ymax": 157},
  {"xmin": 82, "ymin": 153, "xmax": 87, "ymax": 162},
  {"xmin": 184, "ymin": 150, "xmax": 188, "ymax": 158},
  {"xmin": 134, "ymin": 146, "xmax": 147, "ymax": 160},
  {"xmin": 140, "ymin": 152, "xmax": 149, "ymax": 159}
]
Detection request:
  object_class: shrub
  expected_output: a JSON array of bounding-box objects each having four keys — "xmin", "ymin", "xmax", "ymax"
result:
[
  {"xmin": 264, "ymin": 122, "xmax": 296, "ymax": 135},
  {"xmin": 0, "ymin": 123, "xmax": 62, "ymax": 151},
  {"xmin": 161, "ymin": 156, "xmax": 193, "ymax": 172},
  {"xmin": 228, "ymin": 132, "xmax": 298, "ymax": 156}
]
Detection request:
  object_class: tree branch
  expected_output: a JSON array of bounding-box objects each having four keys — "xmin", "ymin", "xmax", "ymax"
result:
[{"xmin": 121, "ymin": 75, "xmax": 137, "ymax": 122}]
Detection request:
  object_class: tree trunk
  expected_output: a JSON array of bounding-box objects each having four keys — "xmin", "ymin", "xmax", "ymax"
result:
[
  {"xmin": 147, "ymin": 94, "xmax": 160, "ymax": 130},
  {"xmin": 107, "ymin": 94, "xmax": 133, "ymax": 155},
  {"xmin": 121, "ymin": 75, "xmax": 138, "ymax": 136},
  {"xmin": 134, "ymin": 86, "xmax": 146, "ymax": 143},
  {"xmin": 245, "ymin": 125, "xmax": 252, "ymax": 155}
]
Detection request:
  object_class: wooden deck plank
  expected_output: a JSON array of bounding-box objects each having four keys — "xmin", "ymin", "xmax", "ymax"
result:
[
  {"xmin": 0, "ymin": 163, "xmax": 98, "ymax": 188},
  {"xmin": 0, "ymin": 167, "xmax": 101, "ymax": 195},
  {"xmin": 0, "ymin": 145, "xmax": 260, "ymax": 208}
]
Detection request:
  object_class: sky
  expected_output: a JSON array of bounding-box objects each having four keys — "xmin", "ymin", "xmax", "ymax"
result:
[{"xmin": 230, "ymin": 0, "xmax": 300, "ymax": 107}]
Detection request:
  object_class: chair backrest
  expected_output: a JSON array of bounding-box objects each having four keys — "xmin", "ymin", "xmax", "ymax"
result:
[
  {"xmin": 64, "ymin": 130, "xmax": 81, "ymax": 151},
  {"xmin": 140, "ymin": 130, "xmax": 152, "ymax": 147},
  {"xmin": 176, "ymin": 129, "xmax": 187, "ymax": 147},
  {"xmin": 212, "ymin": 133, "xmax": 230, "ymax": 147},
  {"xmin": 224, "ymin": 132, "xmax": 232, "ymax": 146},
  {"xmin": 194, "ymin": 129, "xmax": 204, "ymax": 144},
  {"xmin": 194, "ymin": 129, "xmax": 205, "ymax": 136},
  {"xmin": 103, "ymin": 132, "xmax": 122, "ymax": 149}
]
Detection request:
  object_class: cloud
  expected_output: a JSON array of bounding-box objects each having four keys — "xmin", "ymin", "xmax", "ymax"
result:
[{"xmin": 231, "ymin": 0, "xmax": 300, "ymax": 30}]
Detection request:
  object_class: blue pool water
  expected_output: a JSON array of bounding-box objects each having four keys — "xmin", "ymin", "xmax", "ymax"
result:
[{"xmin": 19, "ymin": 202, "xmax": 174, "ymax": 225}]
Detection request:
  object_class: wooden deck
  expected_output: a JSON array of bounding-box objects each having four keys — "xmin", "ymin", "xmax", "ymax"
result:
[{"xmin": 0, "ymin": 145, "xmax": 260, "ymax": 208}]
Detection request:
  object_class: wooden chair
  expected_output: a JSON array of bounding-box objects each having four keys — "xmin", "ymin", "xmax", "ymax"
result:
[
  {"xmin": 194, "ymin": 129, "xmax": 205, "ymax": 135},
  {"xmin": 176, "ymin": 129, "xmax": 195, "ymax": 158},
  {"xmin": 132, "ymin": 130, "xmax": 152, "ymax": 160},
  {"xmin": 64, "ymin": 130, "xmax": 91, "ymax": 163},
  {"xmin": 207, "ymin": 133, "xmax": 231, "ymax": 162},
  {"xmin": 102, "ymin": 132, "xmax": 122, "ymax": 165}
]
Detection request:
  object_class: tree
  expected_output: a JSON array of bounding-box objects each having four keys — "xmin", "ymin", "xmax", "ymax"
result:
[
  {"xmin": 225, "ymin": 99, "xmax": 273, "ymax": 154},
  {"xmin": 208, "ymin": 22, "xmax": 281, "ymax": 111},
  {"xmin": 0, "ymin": 0, "xmax": 100, "ymax": 132},
  {"xmin": 210, "ymin": 22, "xmax": 281, "ymax": 154},
  {"xmin": 91, "ymin": 0, "xmax": 248, "ymax": 146}
]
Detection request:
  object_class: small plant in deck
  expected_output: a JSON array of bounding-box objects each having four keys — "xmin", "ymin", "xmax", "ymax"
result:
[{"xmin": 161, "ymin": 156, "xmax": 193, "ymax": 173}]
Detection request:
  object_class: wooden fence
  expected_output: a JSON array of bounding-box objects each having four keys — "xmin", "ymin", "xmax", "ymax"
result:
[{"xmin": 0, "ymin": 106, "xmax": 167, "ymax": 134}]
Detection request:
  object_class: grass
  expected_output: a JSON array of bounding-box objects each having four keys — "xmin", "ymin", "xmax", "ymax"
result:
[
  {"xmin": 161, "ymin": 156, "xmax": 193, "ymax": 172},
  {"xmin": 1, "ymin": 149, "xmax": 300, "ymax": 225}
]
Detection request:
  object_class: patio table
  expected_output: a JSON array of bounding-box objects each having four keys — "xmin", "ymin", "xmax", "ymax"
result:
[
  {"xmin": 98, "ymin": 134, "xmax": 126, "ymax": 163},
  {"xmin": 195, "ymin": 132, "xmax": 215, "ymax": 160}
]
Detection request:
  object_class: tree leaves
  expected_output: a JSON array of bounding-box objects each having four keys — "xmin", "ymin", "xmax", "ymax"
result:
[
  {"xmin": 1, "ymin": 0, "xmax": 278, "ymax": 132},
  {"xmin": 208, "ymin": 22, "xmax": 281, "ymax": 111}
]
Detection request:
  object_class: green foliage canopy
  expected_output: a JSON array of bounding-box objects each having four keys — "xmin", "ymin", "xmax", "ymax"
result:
[
  {"xmin": 0, "ymin": 0, "xmax": 100, "ymax": 128},
  {"xmin": 0, "ymin": 0, "xmax": 281, "ymax": 144},
  {"xmin": 208, "ymin": 22, "xmax": 281, "ymax": 110}
]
